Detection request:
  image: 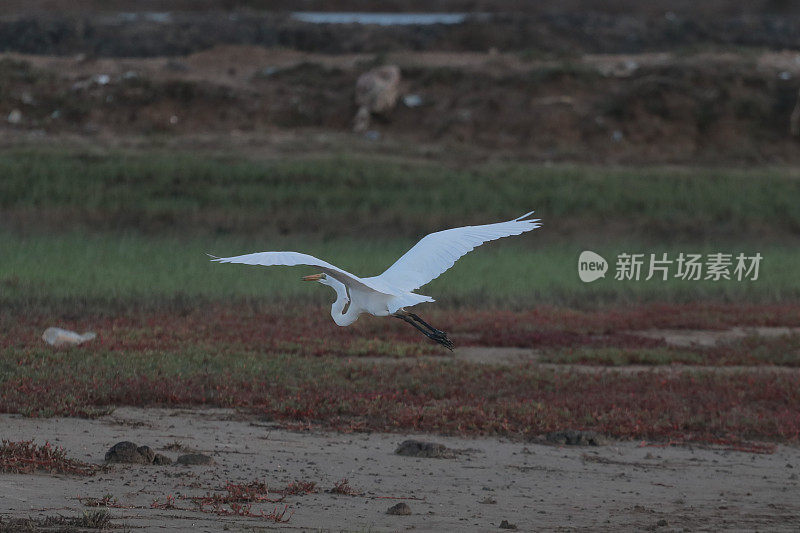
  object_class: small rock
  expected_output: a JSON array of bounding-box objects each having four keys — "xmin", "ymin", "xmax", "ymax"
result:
[
  {"xmin": 152, "ymin": 453, "xmax": 173, "ymax": 465},
  {"xmin": 177, "ymin": 453, "xmax": 214, "ymax": 465},
  {"xmin": 656, "ymin": 519, "xmax": 668, "ymax": 527},
  {"xmin": 395, "ymin": 440, "xmax": 456, "ymax": 459},
  {"xmin": 136, "ymin": 445, "xmax": 155, "ymax": 464},
  {"xmin": 402, "ymin": 94, "xmax": 423, "ymax": 108},
  {"xmin": 479, "ymin": 497, "xmax": 497, "ymax": 504},
  {"xmin": 499, "ymin": 519, "xmax": 518, "ymax": 529},
  {"xmin": 105, "ymin": 441, "xmax": 137, "ymax": 461},
  {"xmin": 544, "ymin": 430, "xmax": 608, "ymax": 446},
  {"xmin": 353, "ymin": 65, "xmax": 400, "ymax": 132},
  {"xmin": 387, "ymin": 502, "xmax": 412, "ymax": 515},
  {"xmin": 105, "ymin": 441, "xmax": 155, "ymax": 464}
]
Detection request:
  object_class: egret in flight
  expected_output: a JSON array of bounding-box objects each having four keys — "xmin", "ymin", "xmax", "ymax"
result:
[{"xmin": 210, "ymin": 212, "xmax": 541, "ymax": 350}]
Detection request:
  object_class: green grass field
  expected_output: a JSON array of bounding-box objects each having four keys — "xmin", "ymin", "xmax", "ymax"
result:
[
  {"xmin": 2, "ymin": 150, "xmax": 800, "ymax": 241},
  {"xmin": 1, "ymin": 150, "xmax": 798, "ymax": 309},
  {"xmin": 0, "ymin": 231, "xmax": 795, "ymax": 309}
]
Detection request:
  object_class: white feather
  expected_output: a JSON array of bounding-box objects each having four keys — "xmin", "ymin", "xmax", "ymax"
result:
[
  {"xmin": 209, "ymin": 251, "xmax": 397, "ymax": 295},
  {"xmin": 368, "ymin": 211, "xmax": 541, "ymax": 291}
]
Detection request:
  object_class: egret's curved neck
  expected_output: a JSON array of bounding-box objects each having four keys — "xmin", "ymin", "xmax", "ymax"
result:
[{"xmin": 325, "ymin": 277, "xmax": 360, "ymax": 326}]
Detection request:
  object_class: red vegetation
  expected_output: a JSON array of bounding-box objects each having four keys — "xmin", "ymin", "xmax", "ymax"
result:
[
  {"xmin": 0, "ymin": 440, "xmax": 98, "ymax": 476},
  {"xmin": 6, "ymin": 302, "xmax": 800, "ymax": 355},
  {"xmin": 329, "ymin": 478, "xmax": 362, "ymax": 496},
  {"xmin": 150, "ymin": 484, "xmax": 294, "ymax": 521},
  {"xmin": 3, "ymin": 366, "xmax": 798, "ymax": 447},
  {"xmin": 93, "ymin": 479, "xmax": 321, "ymax": 522},
  {"xmin": 191, "ymin": 481, "xmax": 284, "ymax": 505},
  {"xmin": 279, "ymin": 481, "xmax": 318, "ymax": 495},
  {"xmin": 3, "ymin": 302, "xmax": 800, "ymax": 447},
  {"xmin": 150, "ymin": 494, "xmax": 178, "ymax": 510}
]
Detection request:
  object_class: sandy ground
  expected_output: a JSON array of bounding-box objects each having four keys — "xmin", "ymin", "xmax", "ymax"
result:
[{"xmin": 2, "ymin": 407, "xmax": 799, "ymax": 532}]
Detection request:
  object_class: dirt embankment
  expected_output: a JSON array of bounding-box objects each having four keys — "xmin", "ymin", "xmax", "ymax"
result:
[
  {"xmin": 1, "ymin": 46, "xmax": 799, "ymax": 164},
  {"xmin": 1, "ymin": 4, "xmax": 800, "ymax": 164}
]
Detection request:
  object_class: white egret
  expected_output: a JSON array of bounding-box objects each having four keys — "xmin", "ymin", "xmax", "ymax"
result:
[{"xmin": 210, "ymin": 211, "xmax": 541, "ymax": 349}]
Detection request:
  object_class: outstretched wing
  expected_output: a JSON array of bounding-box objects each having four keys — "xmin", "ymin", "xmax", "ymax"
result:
[
  {"xmin": 371, "ymin": 211, "xmax": 541, "ymax": 291},
  {"xmin": 209, "ymin": 251, "xmax": 394, "ymax": 295}
]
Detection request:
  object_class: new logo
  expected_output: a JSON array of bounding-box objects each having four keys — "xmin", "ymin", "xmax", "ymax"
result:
[{"xmin": 578, "ymin": 251, "xmax": 608, "ymax": 282}]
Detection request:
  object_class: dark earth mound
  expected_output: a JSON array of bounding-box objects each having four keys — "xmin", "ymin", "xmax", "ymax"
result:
[{"xmin": 395, "ymin": 439, "xmax": 457, "ymax": 458}]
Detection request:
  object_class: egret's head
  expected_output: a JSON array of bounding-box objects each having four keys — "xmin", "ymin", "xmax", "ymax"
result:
[{"xmin": 301, "ymin": 273, "xmax": 327, "ymax": 285}]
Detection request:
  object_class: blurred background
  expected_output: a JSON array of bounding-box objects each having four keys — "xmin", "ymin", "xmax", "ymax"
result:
[{"xmin": 1, "ymin": 0, "xmax": 800, "ymax": 308}]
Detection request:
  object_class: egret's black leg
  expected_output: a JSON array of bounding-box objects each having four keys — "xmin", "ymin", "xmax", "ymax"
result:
[
  {"xmin": 407, "ymin": 313, "xmax": 447, "ymax": 336},
  {"xmin": 393, "ymin": 312, "xmax": 454, "ymax": 350},
  {"xmin": 406, "ymin": 312, "xmax": 453, "ymax": 348}
]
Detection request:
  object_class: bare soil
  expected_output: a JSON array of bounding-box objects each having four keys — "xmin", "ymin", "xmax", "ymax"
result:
[
  {"xmin": 0, "ymin": 45, "xmax": 799, "ymax": 164},
  {"xmin": 634, "ymin": 326, "xmax": 800, "ymax": 348},
  {"xmin": 2, "ymin": 407, "xmax": 799, "ymax": 532}
]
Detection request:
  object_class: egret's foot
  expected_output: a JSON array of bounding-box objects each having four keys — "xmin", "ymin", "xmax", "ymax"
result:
[
  {"xmin": 432, "ymin": 332, "xmax": 455, "ymax": 351},
  {"xmin": 394, "ymin": 312, "xmax": 455, "ymax": 351},
  {"xmin": 420, "ymin": 326, "xmax": 455, "ymax": 350},
  {"xmin": 421, "ymin": 325, "xmax": 454, "ymax": 350}
]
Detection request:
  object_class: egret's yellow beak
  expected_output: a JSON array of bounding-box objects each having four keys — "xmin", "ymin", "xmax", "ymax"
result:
[{"xmin": 302, "ymin": 273, "xmax": 323, "ymax": 281}]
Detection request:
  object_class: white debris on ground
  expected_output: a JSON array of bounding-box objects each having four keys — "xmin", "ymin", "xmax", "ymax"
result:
[
  {"xmin": 353, "ymin": 65, "xmax": 401, "ymax": 133},
  {"xmin": 402, "ymin": 93, "xmax": 423, "ymax": 107},
  {"xmin": 42, "ymin": 327, "xmax": 96, "ymax": 347},
  {"xmin": 7, "ymin": 109, "xmax": 22, "ymax": 124}
]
